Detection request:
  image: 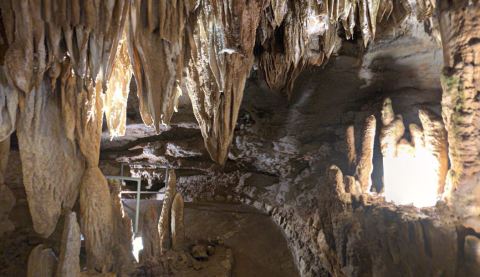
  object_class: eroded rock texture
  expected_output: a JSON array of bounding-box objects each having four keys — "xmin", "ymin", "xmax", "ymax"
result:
[
  {"xmin": 185, "ymin": 0, "xmax": 264, "ymax": 164},
  {"xmin": 158, "ymin": 169, "xmax": 176, "ymax": 252},
  {"xmin": 438, "ymin": 0, "xmax": 480, "ymax": 231},
  {"xmin": 171, "ymin": 193, "xmax": 185, "ymax": 251},
  {"xmin": 56, "ymin": 212, "xmax": 81, "ymax": 277},
  {"xmin": 27, "ymin": 245, "xmax": 57, "ymax": 277},
  {"xmin": 0, "ymin": 0, "xmax": 129, "ymax": 240},
  {"xmin": 127, "ymin": 0, "xmax": 189, "ymax": 130}
]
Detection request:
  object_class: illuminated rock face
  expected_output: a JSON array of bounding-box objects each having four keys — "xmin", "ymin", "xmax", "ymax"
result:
[{"xmin": 380, "ymin": 98, "xmax": 448, "ymax": 207}]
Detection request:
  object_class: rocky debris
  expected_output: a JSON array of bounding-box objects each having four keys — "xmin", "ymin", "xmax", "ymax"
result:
[
  {"xmin": 191, "ymin": 244, "xmax": 209, "ymax": 260},
  {"xmin": 438, "ymin": 0, "xmax": 480, "ymax": 232},
  {"xmin": 171, "ymin": 193, "xmax": 185, "ymax": 251},
  {"xmin": 27, "ymin": 244, "xmax": 57, "ymax": 277},
  {"xmin": 56, "ymin": 212, "xmax": 81, "ymax": 277}
]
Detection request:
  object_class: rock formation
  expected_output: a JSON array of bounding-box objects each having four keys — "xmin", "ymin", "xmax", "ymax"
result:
[
  {"xmin": 158, "ymin": 169, "xmax": 176, "ymax": 252},
  {"xmin": 171, "ymin": 193, "xmax": 185, "ymax": 251},
  {"xmin": 140, "ymin": 205, "xmax": 161, "ymax": 263},
  {"xmin": 354, "ymin": 115, "xmax": 376, "ymax": 193},
  {"xmin": 27, "ymin": 245, "xmax": 57, "ymax": 277},
  {"xmin": 438, "ymin": 0, "xmax": 480, "ymax": 232},
  {"xmin": 56, "ymin": 212, "xmax": 81, "ymax": 277},
  {"xmin": 127, "ymin": 0, "xmax": 189, "ymax": 130},
  {"xmin": 185, "ymin": 0, "xmax": 264, "ymax": 164}
]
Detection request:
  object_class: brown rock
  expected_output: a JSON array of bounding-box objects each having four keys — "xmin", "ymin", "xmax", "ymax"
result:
[
  {"xmin": 171, "ymin": 193, "xmax": 185, "ymax": 250},
  {"xmin": 56, "ymin": 212, "xmax": 81, "ymax": 277},
  {"xmin": 27, "ymin": 244, "xmax": 57, "ymax": 277},
  {"xmin": 159, "ymin": 169, "xmax": 177, "ymax": 252}
]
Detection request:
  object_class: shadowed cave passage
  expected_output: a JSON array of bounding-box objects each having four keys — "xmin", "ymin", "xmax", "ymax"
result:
[{"xmin": 0, "ymin": 1, "xmax": 480, "ymax": 277}]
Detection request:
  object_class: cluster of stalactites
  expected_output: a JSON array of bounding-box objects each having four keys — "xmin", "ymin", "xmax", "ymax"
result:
[{"xmin": 256, "ymin": 0, "xmax": 437, "ymax": 97}]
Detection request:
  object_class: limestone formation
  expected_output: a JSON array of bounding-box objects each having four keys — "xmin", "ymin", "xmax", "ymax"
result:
[
  {"xmin": 104, "ymin": 32, "xmax": 132, "ymax": 138},
  {"xmin": 158, "ymin": 169, "xmax": 177, "ymax": 252},
  {"xmin": 56, "ymin": 212, "xmax": 81, "ymax": 277},
  {"xmin": 380, "ymin": 99, "xmax": 405, "ymax": 158},
  {"xmin": 17, "ymin": 86, "xmax": 85, "ymax": 237},
  {"xmin": 27, "ymin": 245, "xmax": 57, "ymax": 277},
  {"xmin": 345, "ymin": 125, "xmax": 357, "ymax": 174},
  {"xmin": 418, "ymin": 109, "xmax": 448, "ymax": 195},
  {"xmin": 0, "ymin": 137, "xmax": 14, "ymax": 236},
  {"xmin": 355, "ymin": 115, "xmax": 376, "ymax": 193},
  {"xmin": 80, "ymin": 167, "xmax": 113, "ymax": 272},
  {"xmin": 127, "ymin": 0, "xmax": 189, "ymax": 129},
  {"xmin": 108, "ymin": 180, "xmax": 135, "ymax": 273},
  {"xmin": 185, "ymin": 0, "xmax": 264, "ymax": 164},
  {"xmin": 140, "ymin": 205, "xmax": 161, "ymax": 263},
  {"xmin": 438, "ymin": 0, "xmax": 480, "ymax": 231},
  {"xmin": 171, "ymin": 193, "xmax": 185, "ymax": 250}
]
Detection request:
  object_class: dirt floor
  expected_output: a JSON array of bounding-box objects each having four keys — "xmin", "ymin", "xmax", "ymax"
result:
[{"xmin": 124, "ymin": 200, "xmax": 299, "ymax": 277}]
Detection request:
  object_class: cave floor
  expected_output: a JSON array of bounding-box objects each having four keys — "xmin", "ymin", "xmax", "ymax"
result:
[{"xmin": 124, "ymin": 200, "xmax": 299, "ymax": 277}]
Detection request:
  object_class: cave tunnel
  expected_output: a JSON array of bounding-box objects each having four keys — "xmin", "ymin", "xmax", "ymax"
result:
[{"xmin": 0, "ymin": 1, "xmax": 480, "ymax": 277}]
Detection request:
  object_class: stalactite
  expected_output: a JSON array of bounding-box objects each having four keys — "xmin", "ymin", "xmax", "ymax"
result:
[
  {"xmin": 171, "ymin": 193, "xmax": 185, "ymax": 251},
  {"xmin": 104, "ymin": 32, "xmax": 132, "ymax": 138},
  {"xmin": 185, "ymin": 0, "xmax": 264, "ymax": 164},
  {"xmin": 438, "ymin": 0, "xmax": 480, "ymax": 231},
  {"xmin": 17, "ymin": 84, "xmax": 85, "ymax": 237},
  {"xmin": 158, "ymin": 169, "xmax": 176, "ymax": 252},
  {"xmin": 127, "ymin": 0, "xmax": 189, "ymax": 130},
  {"xmin": 355, "ymin": 115, "xmax": 376, "ymax": 193},
  {"xmin": 56, "ymin": 212, "xmax": 81, "ymax": 277}
]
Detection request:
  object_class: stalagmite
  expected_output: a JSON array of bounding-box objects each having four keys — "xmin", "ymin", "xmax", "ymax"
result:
[
  {"xmin": 380, "ymin": 98, "xmax": 405, "ymax": 158},
  {"xmin": 345, "ymin": 125, "xmax": 357, "ymax": 174},
  {"xmin": 185, "ymin": 0, "xmax": 264, "ymax": 164},
  {"xmin": 171, "ymin": 193, "xmax": 185, "ymax": 250},
  {"xmin": 80, "ymin": 167, "xmax": 113, "ymax": 272},
  {"xmin": 27, "ymin": 245, "xmax": 57, "ymax": 277},
  {"xmin": 127, "ymin": 0, "xmax": 189, "ymax": 129},
  {"xmin": 140, "ymin": 205, "xmax": 161, "ymax": 263},
  {"xmin": 355, "ymin": 115, "xmax": 376, "ymax": 193},
  {"xmin": 158, "ymin": 169, "xmax": 176, "ymax": 252},
  {"xmin": 108, "ymin": 180, "xmax": 135, "ymax": 273},
  {"xmin": 56, "ymin": 212, "xmax": 81, "ymax": 277},
  {"xmin": 437, "ymin": 0, "xmax": 480, "ymax": 230},
  {"xmin": 418, "ymin": 109, "xmax": 448, "ymax": 195}
]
